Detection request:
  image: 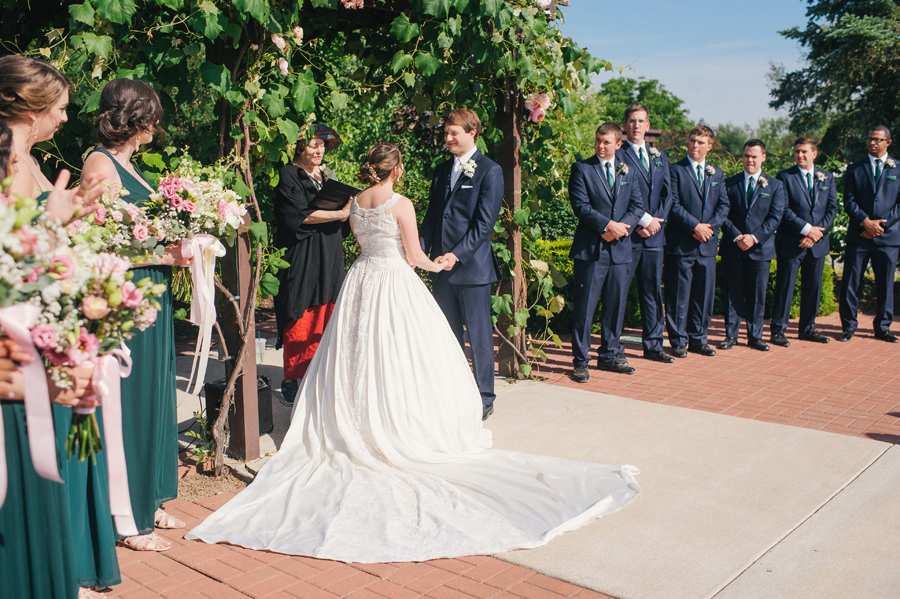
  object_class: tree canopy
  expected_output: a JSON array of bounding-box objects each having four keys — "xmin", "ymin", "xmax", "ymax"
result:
[
  {"xmin": 598, "ymin": 77, "xmax": 691, "ymax": 132},
  {"xmin": 770, "ymin": 0, "xmax": 900, "ymax": 158}
]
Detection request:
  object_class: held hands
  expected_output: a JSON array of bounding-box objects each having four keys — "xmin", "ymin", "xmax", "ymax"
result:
[
  {"xmin": 735, "ymin": 234, "xmax": 756, "ymax": 251},
  {"xmin": 49, "ymin": 364, "xmax": 98, "ymax": 409},
  {"xmin": 799, "ymin": 236, "xmax": 816, "ymax": 249},
  {"xmin": 637, "ymin": 217, "xmax": 664, "ymax": 238},
  {"xmin": 0, "ymin": 339, "xmax": 96, "ymax": 407},
  {"xmin": 861, "ymin": 218, "xmax": 886, "ymax": 239},
  {"xmin": 433, "ymin": 253, "xmax": 458, "ymax": 271},
  {"xmin": 44, "ymin": 170, "xmax": 105, "ymax": 225},
  {"xmin": 0, "ymin": 338, "xmax": 30, "ymax": 400},
  {"xmin": 692, "ymin": 223, "xmax": 714, "ymax": 242},
  {"xmin": 602, "ymin": 221, "xmax": 630, "ymax": 242}
]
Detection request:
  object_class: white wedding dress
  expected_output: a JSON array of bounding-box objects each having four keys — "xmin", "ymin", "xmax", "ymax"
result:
[{"xmin": 186, "ymin": 193, "xmax": 640, "ymax": 562}]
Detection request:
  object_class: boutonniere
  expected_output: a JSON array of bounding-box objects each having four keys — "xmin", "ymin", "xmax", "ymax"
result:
[
  {"xmin": 816, "ymin": 171, "xmax": 827, "ymax": 182},
  {"xmin": 461, "ymin": 159, "xmax": 477, "ymax": 178},
  {"xmin": 705, "ymin": 165, "xmax": 715, "ymax": 176},
  {"xmin": 649, "ymin": 147, "xmax": 660, "ymax": 158},
  {"xmin": 617, "ymin": 163, "xmax": 628, "ymax": 176},
  {"xmin": 886, "ymin": 158, "xmax": 898, "ymax": 169},
  {"xmin": 758, "ymin": 177, "xmax": 768, "ymax": 188}
]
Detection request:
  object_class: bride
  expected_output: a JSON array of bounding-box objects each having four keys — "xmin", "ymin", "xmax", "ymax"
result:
[{"xmin": 186, "ymin": 143, "xmax": 640, "ymax": 562}]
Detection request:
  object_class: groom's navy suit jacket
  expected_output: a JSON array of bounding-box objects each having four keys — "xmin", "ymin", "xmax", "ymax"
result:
[
  {"xmin": 775, "ymin": 166, "xmax": 838, "ymax": 259},
  {"xmin": 615, "ymin": 144, "xmax": 672, "ymax": 248},
  {"xmin": 665, "ymin": 159, "xmax": 729, "ymax": 257},
  {"xmin": 843, "ymin": 155, "xmax": 900, "ymax": 247},
  {"xmin": 420, "ymin": 149, "xmax": 504, "ymax": 284},
  {"xmin": 721, "ymin": 172, "xmax": 786, "ymax": 262},
  {"xmin": 568, "ymin": 154, "xmax": 643, "ymax": 264}
]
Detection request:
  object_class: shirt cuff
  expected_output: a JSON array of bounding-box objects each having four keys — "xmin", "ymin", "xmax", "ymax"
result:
[
  {"xmin": 800, "ymin": 223, "xmax": 812, "ymax": 236},
  {"xmin": 751, "ymin": 234, "xmax": 759, "ymax": 244},
  {"xmin": 638, "ymin": 212, "xmax": 653, "ymax": 229}
]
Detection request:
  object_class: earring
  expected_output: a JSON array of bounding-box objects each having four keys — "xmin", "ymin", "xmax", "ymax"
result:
[{"xmin": 27, "ymin": 121, "xmax": 39, "ymax": 145}]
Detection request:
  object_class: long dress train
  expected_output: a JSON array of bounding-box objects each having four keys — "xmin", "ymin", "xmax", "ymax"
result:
[{"xmin": 187, "ymin": 194, "xmax": 639, "ymax": 562}]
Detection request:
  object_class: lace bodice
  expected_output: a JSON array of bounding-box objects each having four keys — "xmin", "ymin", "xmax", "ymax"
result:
[{"xmin": 350, "ymin": 193, "xmax": 407, "ymax": 265}]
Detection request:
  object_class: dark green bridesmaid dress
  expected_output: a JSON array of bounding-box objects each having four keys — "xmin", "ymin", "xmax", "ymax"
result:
[
  {"xmin": 94, "ymin": 148, "xmax": 178, "ymax": 535},
  {"xmin": 0, "ymin": 401, "xmax": 79, "ymax": 599}
]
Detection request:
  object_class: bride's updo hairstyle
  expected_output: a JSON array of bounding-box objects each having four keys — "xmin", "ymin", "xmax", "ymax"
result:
[
  {"xmin": 357, "ymin": 143, "xmax": 402, "ymax": 186},
  {"xmin": 0, "ymin": 121, "xmax": 12, "ymax": 179},
  {"xmin": 95, "ymin": 78, "xmax": 164, "ymax": 147},
  {"xmin": 0, "ymin": 55, "xmax": 71, "ymax": 123}
]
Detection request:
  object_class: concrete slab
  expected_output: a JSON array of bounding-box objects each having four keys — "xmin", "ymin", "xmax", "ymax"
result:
[
  {"xmin": 487, "ymin": 381, "xmax": 888, "ymax": 599},
  {"xmin": 714, "ymin": 444, "xmax": 900, "ymax": 599}
]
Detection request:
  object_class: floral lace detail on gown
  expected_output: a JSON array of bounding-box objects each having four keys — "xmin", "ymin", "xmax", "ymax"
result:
[{"xmin": 186, "ymin": 193, "xmax": 640, "ymax": 563}]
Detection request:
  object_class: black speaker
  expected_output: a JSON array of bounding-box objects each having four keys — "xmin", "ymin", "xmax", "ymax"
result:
[{"xmin": 204, "ymin": 375, "xmax": 274, "ymax": 437}]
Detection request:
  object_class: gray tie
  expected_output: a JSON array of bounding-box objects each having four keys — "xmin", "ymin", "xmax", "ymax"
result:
[{"xmin": 450, "ymin": 158, "xmax": 461, "ymax": 189}]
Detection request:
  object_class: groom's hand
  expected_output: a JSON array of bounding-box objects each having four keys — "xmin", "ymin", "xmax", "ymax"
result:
[{"xmin": 437, "ymin": 253, "xmax": 458, "ymax": 270}]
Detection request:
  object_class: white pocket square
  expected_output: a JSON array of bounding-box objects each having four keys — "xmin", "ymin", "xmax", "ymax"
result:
[{"xmin": 461, "ymin": 185, "xmax": 473, "ymax": 189}]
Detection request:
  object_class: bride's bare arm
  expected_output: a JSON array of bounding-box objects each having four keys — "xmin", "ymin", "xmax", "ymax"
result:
[{"xmin": 393, "ymin": 197, "xmax": 443, "ymax": 272}]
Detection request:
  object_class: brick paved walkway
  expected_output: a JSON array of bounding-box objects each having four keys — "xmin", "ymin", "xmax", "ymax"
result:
[{"xmin": 113, "ymin": 313, "xmax": 900, "ymax": 599}]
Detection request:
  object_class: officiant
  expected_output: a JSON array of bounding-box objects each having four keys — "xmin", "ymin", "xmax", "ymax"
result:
[{"xmin": 274, "ymin": 125, "xmax": 350, "ymax": 407}]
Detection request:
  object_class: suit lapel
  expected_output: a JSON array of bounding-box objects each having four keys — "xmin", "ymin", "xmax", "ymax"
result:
[
  {"xmin": 874, "ymin": 155, "xmax": 892, "ymax": 196},
  {"xmin": 748, "ymin": 176, "xmax": 764, "ymax": 210},
  {"xmin": 688, "ymin": 162, "xmax": 703, "ymax": 195},
  {"xmin": 627, "ymin": 145, "xmax": 651, "ymax": 184},
  {"xmin": 866, "ymin": 158, "xmax": 878, "ymax": 193},
  {"xmin": 447, "ymin": 150, "xmax": 481, "ymax": 200},
  {"xmin": 807, "ymin": 169, "xmax": 818, "ymax": 209}
]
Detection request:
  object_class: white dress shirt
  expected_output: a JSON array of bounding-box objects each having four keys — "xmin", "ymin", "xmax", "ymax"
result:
[
  {"xmin": 626, "ymin": 141, "xmax": 653, "ymax": 229},
  {"xmin": 741, "ymin": 171, "xmax": 761, "ymax": 243},
  {"xmin": 687, "ymin": 157, "xmax": 707, "ymax": 182},
  {"xmin": 798, "ymin": 167, "xmax": 814, "ymax": 236},
  {"xmin": 869, "ymin": 152, "xmax": 889, "ymax": 178},
  {"xmin": 450, "ymin": 146, "xmax": 478, "ymax": 189}
]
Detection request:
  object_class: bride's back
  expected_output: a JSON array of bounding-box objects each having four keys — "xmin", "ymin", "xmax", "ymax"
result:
[{"xmin": 350, "ymin": 190, "xmax": 406, "ymax": 263}]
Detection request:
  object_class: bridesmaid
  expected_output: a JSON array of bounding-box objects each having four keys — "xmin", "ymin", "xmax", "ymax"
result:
[
  {"xmin": 81, "ymin": 78, "xmax": 189, "ymax": 552},
  {"xmin": 0, "ymin": 118, "xmax": 102, "ymax": 599}
]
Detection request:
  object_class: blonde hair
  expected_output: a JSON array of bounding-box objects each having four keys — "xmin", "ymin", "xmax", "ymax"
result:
[
  {"xmin": 0, "ymin": 55, "xmax": 71, "ymax": 122},
  {"xmin": 357, "ymin": 143, "xmax": 402, "ymax": 185}
]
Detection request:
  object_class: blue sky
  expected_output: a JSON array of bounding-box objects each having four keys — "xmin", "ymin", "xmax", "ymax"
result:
[{"xmin": 556, "ymin": 0, "xmax": 810, "ymax": 128}]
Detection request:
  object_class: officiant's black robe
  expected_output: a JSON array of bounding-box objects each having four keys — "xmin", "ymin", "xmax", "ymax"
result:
[{"xmin": 273, "ymin": 163, "xmax": 349, "ymax": 348}]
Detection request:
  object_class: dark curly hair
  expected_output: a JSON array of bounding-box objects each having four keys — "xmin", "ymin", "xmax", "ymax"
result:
[
  {"xmin": 0, "ymin": 55, "xmax": 71, "ymax": 122},
  {"xmin": 95, "ymin": 79, "xmax": 164, "ymax": 147},
  {"xmin": 357, "ymin": 143, "xmax": 402, "ymax": 186}
]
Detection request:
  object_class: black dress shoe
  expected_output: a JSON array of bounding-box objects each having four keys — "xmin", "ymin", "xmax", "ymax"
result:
[
  {"xmin": 597, "ymin": 356, "xmax": 635, "ymax": 374},
  {"xmin": 798, "ymin": 330, "xmax": 830, "ymax": 343},
  {"xmin": 643, "ymin": 350, "xmax": 675, "ymax": 363},
  {"xmin": 874, "ymin": 331, "xmax": 899, "ymax": 343},
  {"xmin": 719, "ymin": 337, "xmax": 737, "ymax": 350},
  {"xmin": 748, "ymin": 337, "xmax": 770, "ymax": 351},
  {"xmin": 688, "ymin": 343, "xmax": 716, "ymax": 356},
  {"xmin": 671, "ymin": 345, "xmax": 688, "ymax": 358},
  {"xmin": 482, "ymin": 404, "xmax": 494, "ymax": 421},
  {"xmin": 770, "ymin": 333, "xmax": 791, "ymax": 347},
  {"xmin": 839, "ymin": 331, "xmax": 854, "ymax": 342},
  {"xmin": 572, "ymin": 365, "xmax": 590, "ymax": 383}
]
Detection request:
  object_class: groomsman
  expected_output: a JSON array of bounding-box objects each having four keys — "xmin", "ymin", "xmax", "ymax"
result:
[
  {"xmin": 838, "ymin": 126, "xmax": 900, "ymax": 343},
  {"xmin": 719, "ymin": 139, "xmax": 786, "ymax": 351},
  {"xmin": 616, "ymin": 104, "xmax": 673, "ymax": 363},
  {"xmin": 569, "ymin": 122, "xmax": 643, "ymax": 381},
  {"xmin": 420, "ymin": 109, "xmax": 504, "ymax": 419},
  {"xmin": 770, "ymin": 138, "xmax": 838, "ymax": 345},
  {"xmin": 663, "ymin": 125, "xmax": 730, "ymax": 357}
]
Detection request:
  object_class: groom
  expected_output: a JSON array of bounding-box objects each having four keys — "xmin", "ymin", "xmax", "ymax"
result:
[{"xmin": 420, "ymin": 109, "xmax": 504, "ymax": 421}]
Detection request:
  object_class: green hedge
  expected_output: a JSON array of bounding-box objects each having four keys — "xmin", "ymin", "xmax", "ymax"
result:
[{"xmin": 534, "ymin": 238, "xmax": 838, "ymax": 334}]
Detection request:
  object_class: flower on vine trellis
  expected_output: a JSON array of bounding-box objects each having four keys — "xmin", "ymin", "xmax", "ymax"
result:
[
  {"xmin": 277, "ymin": 58, "xmax": 289, "ymax": 76},
  {"xmin": 292, "ymin": 26, "xmax": 304, "ymax": 43},
  {"xmin": 341, "ymin": 0, "xmax": 364, "ymax": 8},
  {"xmin": 525, "ymin": 93, "xmax": 552, "ymax": 124},
  {"xmin": 271, "ymin": 33, "xmax": 286, "ymax": 52}
]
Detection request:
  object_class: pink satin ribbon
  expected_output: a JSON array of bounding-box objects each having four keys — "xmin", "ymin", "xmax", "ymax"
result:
[
  {"xmin": 0, "ymin": 304, "xmax": 62, "ymax": 508},
  {"xmin": 92, "ymin": 345, "xmax": 138, "ymax": 536}
]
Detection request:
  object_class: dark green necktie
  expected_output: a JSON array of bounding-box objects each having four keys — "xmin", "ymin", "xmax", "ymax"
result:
[
  {"xmin": 605, "ymin": 162, "xmax": 614, "ymax": 188},
  {"xmin": 806, "ymin": 172, "xmax": 813, "ymax": 192},
  {"xmin": 639, "ymin": 147, "xmax": 649, "ymax": 170},
  {"xmin": 747, "ymin": 177, "xmax": 755, "ymax": 196},
  {"xmin": 697, "ymin": 165, "xmax": 703, "ymax": 186},
  {"xmin": 875, "ymin": 159, "xmax": 883, "ymax": 182}
]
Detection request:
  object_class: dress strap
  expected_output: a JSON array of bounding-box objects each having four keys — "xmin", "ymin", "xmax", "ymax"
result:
[{"xmin": 92, "ymin": 147, "xmax": 154, "ymax": 191}]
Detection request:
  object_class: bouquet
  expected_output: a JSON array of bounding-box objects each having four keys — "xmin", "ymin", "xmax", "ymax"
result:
[{"xmin": 68, "ymin": 189, "xmax": 166, "ymax": 264}]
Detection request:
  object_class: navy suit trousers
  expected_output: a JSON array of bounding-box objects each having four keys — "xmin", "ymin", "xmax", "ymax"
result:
[
  {"xmin": 722, "ymin": 256, "xmax": 771, "ymax": 340},
  {"xmin": 664, "ymin": 254, "xmax": 716, "ymax": 347},
  {"xmin": 572, "ymin": 255, "xmax": 630, "ymax": 366},
  {"xmin": 839, "ymin": 243, "xmax": 900, "ymax": 335},
  {"xmin": 625, "ymin": 245, "xmax": 666, "ymax": 352},
  {"xmin": 431, "ymin": 275, "xmax": 496, "ymax": 407},
  {"xmin": 771, "ymin": 250, "xmax": 826, "ymax": 336}
]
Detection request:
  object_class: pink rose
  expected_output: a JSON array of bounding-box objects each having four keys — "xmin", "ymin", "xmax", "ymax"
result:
[
  {"xmin": 120, "ymin": 282, "xmax": 145, "ymax": 308},
  {"xmin": 138, "ymin": 306, "xmax": 158, "ymax": 330},
  {"xmin": 82, "ymin": 295, "xmax": 111, "ymax": 320},
  {"xmin": 94, "ymin": 206, "xmax": 108, "ymax": 225},
  {"xmin": 111, "ymin": 210, "xmax": 124, "ymax": 223},
  {"xmin": 271, "ymin": 33, "xmax": 286, "ymax": 52},
  {"xmin": 533, "ymin": 93, "xmax": 551, "ymax": 109},
  {"xmin": 524, "ymin": 97, "xmax": 541, "ymax": 112},
  {"xmin": 133, "ymin": 223, "xmax": 149, "ymax": 242},
  {"xmin": 278, "ymin": 57, "xmax": 289, "ymax": 76},
  {"xmin": 292, "ymin": 26, "xmax": 304, "ymax": 43},
  {"xmin": 181, "ymin": 200, "xmax": 197, "ymax": 213},
  {"xmin": 51, "ymin": 253, "xmax": 75, "ymax": 280},
  {"xmin": 96, "ymin": 253, "xmax": 131, "ymax": 277},
  {"xmin": 25, "ymin": 266, "xmax": 45, "ymax": 283},
  {"xmin": 170, "ymin": 196, "xmax": 183, "ymax": 209},
  {"xmin": 528, "ymin": 106, "xmax": 546, "ymax": 123},
  {"xmin": 66, "ymin": 329, "xmax": 99, "ymax": 365},
  {"xmin": 44, "ymin": 349, "xmax": 67, "ymax": 366},
  {"xmin": 124, "ymin": 203, "xmax": 142, "ymax": 219},
  {"xmin": 31, "ymin": 325, "xmax": 58, "ymax": 349},
  {"xmin": 15, "ymin": 227, "xmax": 38, "ymax": 255}
]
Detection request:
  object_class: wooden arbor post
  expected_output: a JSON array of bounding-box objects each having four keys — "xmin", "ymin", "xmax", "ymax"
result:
[
  {"xmin": 495, "ymin": 82, "xmax": 528, "ymax": 378},
  {"xmin": 219, "ymin": 225, "xmax": 260, "ymax": 462}
]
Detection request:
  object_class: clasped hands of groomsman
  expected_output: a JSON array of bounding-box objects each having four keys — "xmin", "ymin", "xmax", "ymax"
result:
[{"xmin": 567, "ymin": 106, "xmax": 899, "ymax": 382}]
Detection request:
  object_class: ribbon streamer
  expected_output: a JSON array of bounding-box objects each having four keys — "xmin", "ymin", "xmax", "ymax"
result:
[
  {"xmin": 0, "ymin": 303, "xmax": 62, "ymax": 509},
  {"xmin": 182, "ymin": 235, "xmax": 226, "ymax": 396},
  {"xmin": 93, "ymin": 345, "xmax": 138, "ymax": 536}
]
